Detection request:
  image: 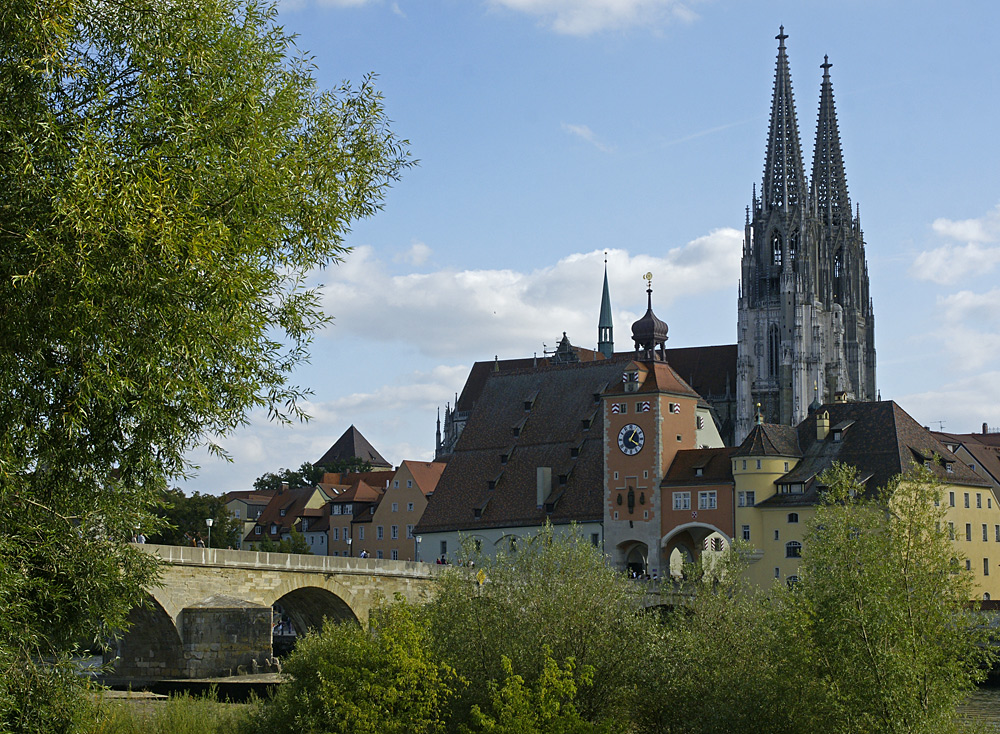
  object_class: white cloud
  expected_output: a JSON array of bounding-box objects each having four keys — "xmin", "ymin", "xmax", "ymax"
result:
[
  {"xmin": 910, "ymin": 242, "xmax": 1000, "ymax": 285},
  {"xmin": 911, "ymin": 202, "xmax": 1000, "ymax": 284},
  {"xmin": 931, "ymin": 203, "xmax": 1000, "ymax": 243},
  {"xmin": 321, "ymin": 229, "xmax": 741, "ymax": 359},
  {"xmin": 562, "ymin": 123, "xmax": 614, "ymax": 152},
  {"xmin": 394, "ymin": 240, "xmax": 432, "ymax": 266},
  {"xmin": 391, "ymin": 2, "xmax": 405, "ymax": 16},
  {"xmin": 487, "ymin": 0, "xmax": 698, "ymax": 35},
  {"xmin": 898, "ymin": 371, "xmax": 1000, "ymax": 435}
]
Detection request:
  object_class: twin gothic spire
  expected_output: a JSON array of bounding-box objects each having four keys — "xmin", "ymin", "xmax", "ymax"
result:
[{"xmin": 761, "ymin": 26, "xmax": 851, "ymax": 222}]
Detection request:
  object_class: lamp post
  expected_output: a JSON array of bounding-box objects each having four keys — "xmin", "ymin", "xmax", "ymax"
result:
[
  {"xmin": 205, "ymin": 517, "xmax": 214, "ymax": 549},
  {"xmin": 415, "ymin": 535, "xmax": 422, "ymax": 563},
  {"xmin": 346, "ymin": 537, "xmax": 352, "ymax": 557}
]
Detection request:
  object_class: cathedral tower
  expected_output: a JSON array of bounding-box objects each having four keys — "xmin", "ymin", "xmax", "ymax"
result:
[{"xmin": 736, "ymin": 29, "xmax": 876, "ymax": 443}]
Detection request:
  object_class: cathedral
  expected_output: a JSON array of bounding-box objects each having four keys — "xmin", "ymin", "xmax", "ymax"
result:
[{"xmin": 735, "ymin": 27, "xmax": 876, "ymax": 443}]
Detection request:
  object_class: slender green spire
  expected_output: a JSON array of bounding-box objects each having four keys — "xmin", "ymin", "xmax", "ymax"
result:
[{"xmin": 598, "ymin": 255, "xmax": 614, "ymax": 358}]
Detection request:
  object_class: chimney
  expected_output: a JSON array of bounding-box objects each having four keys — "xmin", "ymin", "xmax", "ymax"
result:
[
  {"xmin": 280, "ymin": 481, "xmax": 289, "ymax": 494},
  {"xmin": 816, "ymin": 411, "xmax": 830, "ymax": 441},
  {"xmin": 536, "ymin": 467, "xmax": 551, "ymax": 509},
  {"xmin": 985, "ymin": 423, "xmax": 990, "ymax": 435}
]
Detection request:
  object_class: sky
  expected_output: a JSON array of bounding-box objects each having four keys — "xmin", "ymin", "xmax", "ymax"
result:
[{"xmin": 182, "ymin": 0, "xmax": 1000, "ymax": 494}]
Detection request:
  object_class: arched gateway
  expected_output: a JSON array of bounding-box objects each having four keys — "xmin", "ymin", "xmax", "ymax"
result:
[{"xmin": 110, "ymin": 544, "xmax": 438, "ymax": 680}]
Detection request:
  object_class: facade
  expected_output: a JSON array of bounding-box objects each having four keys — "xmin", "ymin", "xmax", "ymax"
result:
[
  {"xmin": 241, "ymin": 485, "xmax": 330, "ymax": 550},
  {"xmin": 733, "ymin": 401, "xmax": 1000, "ymax": 597},
  {"xmin": 224, "ymin": 489, "xmax": 276, "ymax": 549},
  {"xmin": 736, "ymin": 28, "xmax": 876, "ymax": 443},
  {"xmin": 366, "ymin": 461, "xmax": 445, "ymax": 561},
  {"xmin": 934, "ymin": 426, "xmax": 1000, "ymax": 493}
]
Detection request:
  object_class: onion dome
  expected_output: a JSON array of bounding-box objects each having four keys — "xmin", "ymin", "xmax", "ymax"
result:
[{"xmin": 631, "ymin": 275, "xmax": 668, "ymax": 360}]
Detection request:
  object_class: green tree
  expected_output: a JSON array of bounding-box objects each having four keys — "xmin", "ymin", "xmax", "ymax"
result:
[
  {"xmin": 634, "ymin": 550, "xmax": 806, "ymax": 734},
  {"xmin": 464, "ymin": 651, "xmax": 619, "ymax": 734},
  {"xmin": 146, "ymin": 487, "xmax": 241, "ymax": 548},
  {"xmin": 423, "ymin": 525, "xmax": 651, "ymax": 729},
  {"xmin": 253, "ymin": 462, "xmax": 329, "ymax": 493},
  {"xmin": 252, "ymin": 599, "xmax": 454, "ymax": 734},
  {"xmin": 789, "ymin": 463, "xmax": 995, "ymax": 734},
  {"xmin": 259, "ymin": 530, "xmax": 312, "ymax": 555},
  {"xmin": 0, "ymin": 0, "xmax": 409, "ymax": 727}
]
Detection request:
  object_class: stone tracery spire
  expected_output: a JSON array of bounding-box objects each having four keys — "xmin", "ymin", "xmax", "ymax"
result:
[
  {"xmin": 762, "ymin": 26, "xmax": 807, "ymax": 212},
  {"xmin": 811, "ymin": 55, "xmax": 851, "ymax": 227}
]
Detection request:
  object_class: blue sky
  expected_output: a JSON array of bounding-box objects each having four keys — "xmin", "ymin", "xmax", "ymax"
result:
[{"xmin": 184, "ymin": 0, "xmax": 1000, "ymax": 494}]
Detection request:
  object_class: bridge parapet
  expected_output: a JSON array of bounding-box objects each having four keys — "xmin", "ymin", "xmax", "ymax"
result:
[{"xmin": 135, "ymin": 543, "xmax": 439, "ymax": 579}]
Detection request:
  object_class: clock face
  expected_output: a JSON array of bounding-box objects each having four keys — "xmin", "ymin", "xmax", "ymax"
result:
[{"xmin": 617, "ymin": 424, "xmax": 645, "ymax": 455}]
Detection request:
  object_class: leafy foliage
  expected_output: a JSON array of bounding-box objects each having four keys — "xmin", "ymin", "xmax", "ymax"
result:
[
  {"xmin": 258, "ymin": 529, "xmax": 312, "ymax": 555},
  {"xmin": 252, "ymin": 599, "xmax": 454, "ymax": 734},
  {"xmin": 423, "ymin": 525, "xmax": 650, "ymax": 728},
  {"xmin": 634, "ymin": 549, "xmax": 805, "ymax": 734},
  {"xmin": 787, "ymin": 463, "xmax": 995, "ymax": 734},
  {"xmin": 253, "ymin": 463, "xmax": 329, "ymax": 493},
  {"xmin": 463, "ymin": 651, "xmax": 620, "ymax": 734},
  {"xmin": 0, "ymin": 0, "xmax": 410, "ymax": 728},
  {"xmin": 146, "ymin": 487, "xmax": 241, "ymax": 548}
]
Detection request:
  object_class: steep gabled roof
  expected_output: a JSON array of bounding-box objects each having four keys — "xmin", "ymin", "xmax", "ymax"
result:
[
  {"xmin": 315, "ymin": 425, "xmax": 392, "ymax": 469},
  {"xmin": 418, "ymin": 359, "xmax": 631, "ymax": 534},
  {"xmin": 661, "ymin": 447, "xmax": 737, "ymax": 487},
  {"xmin": 401, "ymin": 461, "xmax": 447, "ymax": 496},
  {"xmin": 756, "ymin": 401, "xmax": 990, "ymax": 508},
  {"xmin": 245, "ymin": 487, "xmax": 318, "ymax": 543},
  {"xmin": 733, "ymin": 423, "xmax": 801, "ymax": 458}
]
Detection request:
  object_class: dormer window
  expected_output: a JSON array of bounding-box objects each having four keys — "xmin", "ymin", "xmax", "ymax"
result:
[
  {"xmin": 280, "ymin": 509, "xmax": 286, "ymax": 517},
  {"xmin": 695, "ymin": 468, "xmax": 704, "ymax": 477},
  {"xmin": 570, "ymin": 447, "xmax": 580, "ymax": 458},
  {"xmin": 581, "ymin": 418, "xmax": 591, "ymax": 430},
  {"xmin": 488, "ymin": 480, "xmax": 496, "ymax": 490},
  {"xmin": 623, "ymin": 370, "xmax": 640, "ymax": 393},
  {"xmin": 833, "ymin": 429, "xmax": 842, "ymax": 442},
  {"xmin": 558, "ymin": 474, "xmax": 568, "ymax": 486},
  {"xmin": 500, "ymin": 454, "xmax": 508, "ymax": 465}
]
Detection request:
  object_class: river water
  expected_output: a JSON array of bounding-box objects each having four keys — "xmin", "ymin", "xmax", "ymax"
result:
[{"xmin": 959, "ymin": 688, "xmax": 1000, "ymax": 729}]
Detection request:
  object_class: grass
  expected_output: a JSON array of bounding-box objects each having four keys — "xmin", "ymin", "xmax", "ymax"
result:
[{"xmin": 84, "ymin": 689, "xmax": 255, "ymax": 734}]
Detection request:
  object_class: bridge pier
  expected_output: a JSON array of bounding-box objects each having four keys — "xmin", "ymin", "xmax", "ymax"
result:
[
  {"xmin": 109, "ymin": 595, "xmax": 275, "ymax": 679},
  {"xmin": 107, "ymin": 544, "xmax": 439, "ymax": 681}
]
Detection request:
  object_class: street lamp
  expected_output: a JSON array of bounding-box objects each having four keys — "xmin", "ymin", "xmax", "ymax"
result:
[
  {"xmin": 346, "ymin": 537, "xmax": 352, "ymax": 557},
  {"xmin": 205, "ymin": 517, "xmax": 214, "ymax": 548},
  {"xmin": 415, "ymin": 535, "xmax": 422, "ymax": 563}
]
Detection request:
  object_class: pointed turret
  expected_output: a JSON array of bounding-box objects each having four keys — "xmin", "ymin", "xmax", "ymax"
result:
[
  {"xmin": 762, "ymin": 26, "xmax": 807, "ymax": 212},
  {"xmin": 598, "ymin": 258, "xmax": 614, "ymax": 358},
  {"xmin": 810, "ymin": 56, "xmax": 851, "ymax": 227}
]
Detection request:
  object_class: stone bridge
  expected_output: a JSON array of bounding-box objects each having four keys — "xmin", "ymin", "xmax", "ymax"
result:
[{"xmin": 108, "ymin": 544, "xmax": 439, "ymax": 681}]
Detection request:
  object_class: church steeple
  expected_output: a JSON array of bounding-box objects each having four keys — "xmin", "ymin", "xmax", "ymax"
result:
[
  {"xmin": 762, "ymin": 26, "xmax": 807, "ymax": 212},
  {"xmin": 737, "ymin": 29, "xmax": 876, "ymax": 444},
  {"xmin": 598, "ymin": 255, "xmax": 614, "ymax": 358},
  {"xmin": 810, "ymin": 56, "xmax": 851, "ymax": 227}
]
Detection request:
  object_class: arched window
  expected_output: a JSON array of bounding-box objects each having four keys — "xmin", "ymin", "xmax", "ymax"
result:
[
  {"xmin": 771, "ymin": 232, "xmax": 783, "ymax": 267},
  {"xmin": 787, "ymin": 513, "xmax": 799, "ymax": 523},
  {"xmin": 785, "ymin": 541, "xmax": 802, "ymax": 558},
  {"xmin": 768, "ymin": 324, "xmax": 780, "ymax": 378},
  {"xmin": 834, "ymin": 251, "xmax": 842, "ymax": 278},
  {"xmin": 789, "ymin": 230, "xmax": 799, "ymax": 262}
]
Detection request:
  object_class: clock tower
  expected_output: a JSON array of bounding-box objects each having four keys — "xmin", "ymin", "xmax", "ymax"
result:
[{"xmin": 603, "ymin": 279, "xmax": 704, "ymax": 577}]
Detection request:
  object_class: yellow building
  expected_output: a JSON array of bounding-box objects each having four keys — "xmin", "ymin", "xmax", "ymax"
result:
[{"xmin": 735, "ymin": 402, "xmax": 1000, "ymax": 598}]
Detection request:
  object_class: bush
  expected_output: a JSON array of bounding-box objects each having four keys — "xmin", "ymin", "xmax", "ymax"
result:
[{"xmin": 249, "ymin": 599, "xmax": 454, "ymax": 734}]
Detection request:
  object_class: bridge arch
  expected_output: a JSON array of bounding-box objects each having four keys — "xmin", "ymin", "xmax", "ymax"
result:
[
  {"xmin": 660, "ymin": 523, "xmax": 732, "ymax": 577},
  {"xmin": 107, "ymin": 595, "xmax": 185, "ymax": 679},
  {"xmin": 270, "ymin": 583, "xmax": 360, "ymax": 635}
]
